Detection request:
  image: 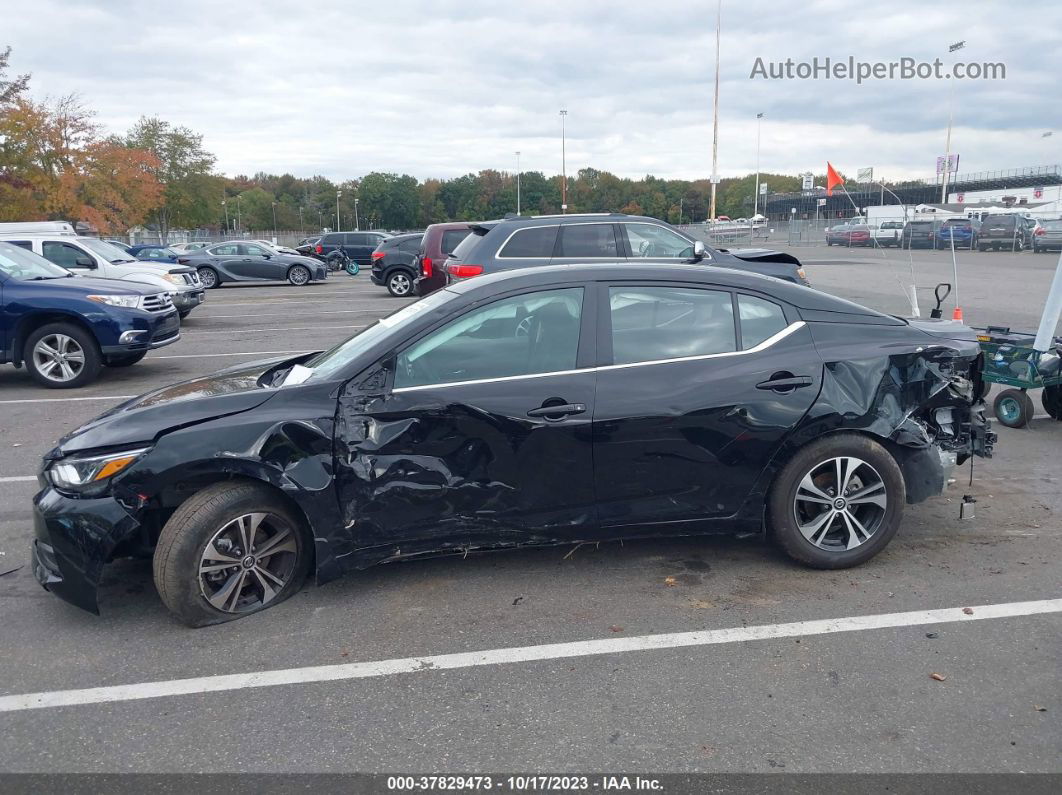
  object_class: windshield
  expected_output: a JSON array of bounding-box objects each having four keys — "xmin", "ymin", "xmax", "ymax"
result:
[
  {"xmin": 0, "ymin": 241, "xmax": 73, "ymax": 280},
  {"xmin": 296, "ymin": 290, "xmax": 459, "ymax": 382},
  {"xmin": 80, "ymin": 237, "xmax": 137, "ymax": 262}
]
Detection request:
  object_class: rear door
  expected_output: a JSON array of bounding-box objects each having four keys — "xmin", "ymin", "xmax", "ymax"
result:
[
  {"xmin": 551, "ymin": 222, "xmax": 621, "ymax": 265},
  {"xmin": 592, "ymin": 283, "xmax": 821, "ymax": 529},
  {"xmin": 334, "ymin": 285, "xmax": 598, "ymax": 557}
]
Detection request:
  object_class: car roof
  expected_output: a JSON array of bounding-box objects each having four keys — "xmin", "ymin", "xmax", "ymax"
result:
[
  {"xmin": 443, "ymin": 262, "xmax": 887, "ymax": 316},
  {"xmin": 470, "ymin": 213, "xmax": 664, "ymax": 232}
]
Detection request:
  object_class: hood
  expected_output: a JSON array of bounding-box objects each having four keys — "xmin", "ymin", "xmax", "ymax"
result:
[
  {"xmin": 719, "ymin": 248, "xmax": 801, "ymax": 266},
  {"xmin": 53, "ymin": 356, "xmax": 303, "ymax": 455},
  {"xmin": 43, "ymin": 276, "xmax": 161, "ymax": 296}
]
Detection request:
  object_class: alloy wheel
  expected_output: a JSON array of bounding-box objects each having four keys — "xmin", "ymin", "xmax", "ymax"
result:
[
  {"xmin": 197, "ymin": 512, "xmax": 299, "ymax": 613},
  {"xmin": 198, "ymin": 268, "xmax": 217, "ymax": 288},
  {"xmin": 389, "ymin": 273, "xmax": 411, "ymax": 295},
  {"xmin": 32, "ymin": 334, "xmax": 86, "ymax": 383},
  {"xmin": 290, "ymin": 266, "xmax": 310, "ymax": 285},
  {"xmin": 793, "ymin": 456, "xmax": 887, "ymax": 551}
]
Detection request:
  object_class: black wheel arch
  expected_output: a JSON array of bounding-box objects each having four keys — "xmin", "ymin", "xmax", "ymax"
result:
[{"xmin": 13, "ymin": 311, "xmax": 101, "ymax": 367}]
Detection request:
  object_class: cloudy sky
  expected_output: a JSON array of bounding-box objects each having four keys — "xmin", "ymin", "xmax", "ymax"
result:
[{"xmin": 6, "ymin": 0, "xmax": 1059, "ymax": 183}]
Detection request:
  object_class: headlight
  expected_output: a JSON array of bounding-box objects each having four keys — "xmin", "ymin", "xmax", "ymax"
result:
[
  {"xmin": 49, "ymin": 448, "xmax": 150, "ymax": 494},
  {"xmin": 87, "ymin": 294, "xmax": 141, "ymax": 309},
  {"xmin": 162, "ymin": 273, "xmax": 185, "ymax": 285}
]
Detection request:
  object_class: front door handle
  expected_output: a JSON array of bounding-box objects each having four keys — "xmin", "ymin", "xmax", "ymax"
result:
[
  {"xmin": 527, "ymin": 403, "xmax": 586, "ymax": 419},
  {"xmin": 756, "ymin": 375, "xmax": 813, "ymax": 392}
]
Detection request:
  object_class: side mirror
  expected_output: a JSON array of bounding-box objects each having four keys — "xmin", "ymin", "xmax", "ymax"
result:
[
  {"xmin": 693, "ymin": 240, "xmax": 705, "ymax": 260},
  {"xmin": 262, "ymin": 253, "xmax": 271, "ymax": 259},
  {"xmin": 74, "ymin": 255, "xmax": 95, "ymax": 268}
]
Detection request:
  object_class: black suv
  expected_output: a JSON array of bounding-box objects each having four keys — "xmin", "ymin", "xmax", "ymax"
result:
[
  {"xmin": 977, "ymin": 215, "xmax": 1035, "ymax": 252},
  {"xmin": 900, "ymin": 220, "xmax": 942, "ymax": 249},
  {"xmin": 314, "ymin": 231, "xmax": 391, "ymax": 267},
  {"xmin": 370, "ymin": 233, "xmax": 423, "ymax": 297},
  {"xmin": 443, "ymin": 213, "xmax": 809, "ymax": 285}
]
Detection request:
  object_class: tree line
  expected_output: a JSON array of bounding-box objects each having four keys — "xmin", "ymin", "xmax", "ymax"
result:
[{"xmin": 1, "ymin": 47, "xmax": 817, "ymax": 236}]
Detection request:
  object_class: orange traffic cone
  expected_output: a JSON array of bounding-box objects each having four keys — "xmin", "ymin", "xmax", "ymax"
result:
[{"xmin": 952, "ymin": 306, "xmax": 963, "ymax": 321}]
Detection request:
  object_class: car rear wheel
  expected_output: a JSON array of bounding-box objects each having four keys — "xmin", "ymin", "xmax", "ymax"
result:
[
  {"xmin": 197, "ymin": 267, "xmax": 219, "ymax": 289},
  {"xmin": 287, "ymin": 264, "xmax": 311, "ymax": 286},
  {"xmin": 387, "ymin": 270, "xmax": 414, "ymax": 297},
  {"xmin": 104, "ymin": 351, "xmax": 147, "ymax": 367},
  {"xmin": 24, "ymin": 322, "xmax": 102, "ymax": 389},
  {"xmin": 768, "ymin": 434, "xmax": 904, "ymax": 569},
  {"xmin": 153, "ymin": 482, "xmax": 312, "ymax": 627},
  {"xmin": 993, "ymin": 388, "xmax": 1033, "ymax": 428}
]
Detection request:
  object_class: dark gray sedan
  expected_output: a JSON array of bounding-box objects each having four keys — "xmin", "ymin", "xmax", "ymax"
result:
[{"xmin": 176, "ymin": 242, "xmax": 328, "ymax": 288}]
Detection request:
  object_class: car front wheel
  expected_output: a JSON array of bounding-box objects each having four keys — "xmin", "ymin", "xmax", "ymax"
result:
[
  {"xmin": 24, "ymin": 322, "xmax": 103, "ymax": 388},
  {"xmin": 768, "ymin": 434, "xmax": 905, "ymax": 569},
  {"xmin": 153, "ymin": 482, "xmax": 312, "ymax": 627},
  {"xmin": 288, "ymin": 264, "xmax": 311, "ymax": 285}
]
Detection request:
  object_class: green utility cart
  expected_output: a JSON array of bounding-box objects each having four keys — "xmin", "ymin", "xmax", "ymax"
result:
[{"xmin": 976, "ymin": 327, "xmax": 1062, "ymax": 428}]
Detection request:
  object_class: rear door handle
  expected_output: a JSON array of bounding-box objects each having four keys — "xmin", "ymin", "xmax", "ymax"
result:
[
  {"xmin": 756, "ymin": 376, "xmax": 813, "ymax": 391},
  {"xmin": 527, "ymin": 403, "xmax": 586, "ymax": 419}
]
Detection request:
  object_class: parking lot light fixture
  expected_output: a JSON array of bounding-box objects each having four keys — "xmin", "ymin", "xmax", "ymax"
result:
[
  {"xmin": 271, "ymin": 201, "xmax": 277, "ymax": 234},
  {"xmin": 941, "ymin": 40, "xmax": 966, "ymax": 203},
  {"xmin": 754, "ymin": 112, "xmax": 764, "ymax": 217},
  {"xmin": 515, "ymin": 151, "xmax": 521, "ymax": 216},
  {"xmin": 355, "ymin": 198, "xmax": 360, "ymax": 231},
  {"xmin": 336, "ymin": 190, "xmax": 342, "ymax": 232},
  {"xmin": 221, "ymin": 200, "xmax": 228, "ymax": 233},
  {"xmin": 709, "ymin": 0, "xmax": 722, "ymax": 220},
  {"xmin": 559, "ymin": 110, "xmax": 568, "ymax": 213}
]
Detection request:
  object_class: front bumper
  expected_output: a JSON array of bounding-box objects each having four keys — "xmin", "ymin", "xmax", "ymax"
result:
[
  {"xmin": 172, "ymin": 289, "xmax": 206, "ymax": 310},
  {"xmin": 100, "ymin": 310, "xmax": 181, "ymax": 355},
  {"xmin": 31, "ymin": 485, "xmax": 142, "ymax": 614}
]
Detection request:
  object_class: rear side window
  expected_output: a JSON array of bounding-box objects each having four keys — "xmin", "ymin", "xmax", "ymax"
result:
[
  {"xmin": 441, "ymin": 229, "xmax": 470, "ymax": 256},
  {"xmin": 344, "ymin": 233, "xmax": 366, "ymax": 245},
  {"xmin": 557, "ymin": 224, "xmax": 618, "ymax": 257},
  {"xmin": 497, "ymin": 226, "xmax": 559, "ymax": 258},
  {"xmin": 398, "ymin": 238, "xmax": 422, "ymax": 252},
  {"xmin": 737, "ymin": 295, "xmax": 788, "ymax": 349},
  {"xmin": 608, "ymin": 286, "xmax": 736, "ymax": 365},
  {"xmin": 322, "ymin": 234, "xmax": 343, "ymax": 245}
]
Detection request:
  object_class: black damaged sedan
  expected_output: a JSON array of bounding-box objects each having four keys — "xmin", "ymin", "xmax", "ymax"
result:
[{"xmin": 31, "ymin": 264, "xmax": 995, "ymax": 626}]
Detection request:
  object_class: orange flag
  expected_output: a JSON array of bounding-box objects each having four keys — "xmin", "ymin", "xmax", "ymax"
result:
[{"xmin": 826, "ymin": 162, "xmax": 844, "ymax": 196}]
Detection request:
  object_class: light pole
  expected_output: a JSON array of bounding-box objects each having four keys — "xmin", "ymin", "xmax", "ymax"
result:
[
  {"xmin": 941, "ymin": 40, "xmax": 965, "ymax": 203},
  {"xmin": 354, "ymin": 198, "xmax": 360, "ymax": 231},
  {"xmin": 515, "ymin": 151, "xmax": 521, "ymax": 216},
  {"xmin": 271, "ymin": 201, "xmax": 278, "ymax": 233},
  {"xmin": 559, "ymin": 109, "xmax": 568, "ymax": 213},
  {"xmin": 336, "ymin": 189, "xmax": 342, "ymax": 231},
  {"xmin": 221, "ymin": 200, "xmax": 229, "ymax": 233},
  {"xmin": 298, "ymin": 205, "xmax": 304, "ymax": 232},
  {"xmin": 317, "ymin": 209, "xmax": 323, "ymax": 230},
  {"xmin": 753, "ymin": 112, "xmax": 764, "ymax": 217},
  {"xmin": 679, "ymin": 197, "xmax": 684, "ymax": 225},
  {"xmin": 235, "ymin": 195, "xmax": 242, "ymax": 232},
  {"xmin": 709, "ymin": 0, "xmax": 722, "ymax": 221}
]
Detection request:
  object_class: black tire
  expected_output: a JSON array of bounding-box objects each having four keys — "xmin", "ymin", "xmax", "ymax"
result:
[
  {"xmin": 767, "ymin": 433, "xmax": 905, "ymax": 569},
  {"xmin": 23, "ymin": 322, "xmax": 102, "ymax": 389},
  {"xmin": 197, "ymin": 267, "xmax": 220, "ymax": 289},
  {"xmin": 104, "ymin": 351, "xmax": 147, "ymax": 367},
  {"xmin": 287, "ymin": 264, "xmax": 311, "ymax": 286},
  {"xmin": 153, "ymin": 482, "xmax": 312, "ymax": 627},
  {"xmin": 1041, "ymin": 385, "xmax": 1062, "ymax": 421},
  {"xmin": 993, "ymin": 388, "xmax": 1033, "ymax": 428},
  {"xmin": 386, "ymin": 269, "xmax": 415, "ymax": 297}
]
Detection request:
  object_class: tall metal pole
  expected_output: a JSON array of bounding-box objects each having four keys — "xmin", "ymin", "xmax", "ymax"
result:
[
  {"xmin": 336, "ymin": 190, "xmax": 342, "ymax": 231},
  {"xmin": 298, "ymin": 205, "xmax": 304, "ymax": 232},
  {"xmin": 679, "ymin": 197, "xmax": 684, "ymax": 225},
  {"xmin": 560, "ymin": 110, "xmax": 568, "ymax": 213},
  {"xmin": 941, "ymin": 40, "xmax": 965, "ymax": 203},
  {"xmin": 753, "ymin": 112, "xmax": 764, "ymax": 217},
  {"xmin": 222, "ymin": 200, "xmax": 228, "ymax": 232},
  {"xmin": 236, "ymin": 195, "xmax": 241, "ymax": 232},
  {"xmin": 709, "ymin": 0, "xmax": 722, "ymax": 221},
  {"xmin": 515, "ymin": 151, "xmax": 521, "ymax": 216},
  {"xmin": 354, "ymin": 198, "xmax": 360, "ymax": 231},
  {"xmin": 271, "ymin": 201, "xmax": 277, "ymax": 234}
]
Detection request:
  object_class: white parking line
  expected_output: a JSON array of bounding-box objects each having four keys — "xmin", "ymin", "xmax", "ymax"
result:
[
  {"xmin": 1, "ymin": 598, "xmax": 1057, "ymax": 713},
  {"xmin": 153, "ymin": 350, "xmax": 311, "ymax": 359},
  {"xmin": 194, "ymin": 309, "xmax": 382, "ymax": 319},
  {"xmin": 202, "ymin": 298, "xmax": 407, "ymax": 308},
  {"xmin": 183, "ymin": 325, "xmax": 364, "ymax": 336},
  {"xmin": 0, "ymin": 476, "xmax": 36, "ymax": 483},
  {"xmin": 0, "ymin": 395, "xmax": 135, "ymax": 405}
]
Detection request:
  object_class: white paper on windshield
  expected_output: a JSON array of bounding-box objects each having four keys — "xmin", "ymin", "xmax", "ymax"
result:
[{"xmin": 281, "ymin": 364, "xmax": 314, "ymax": 386}]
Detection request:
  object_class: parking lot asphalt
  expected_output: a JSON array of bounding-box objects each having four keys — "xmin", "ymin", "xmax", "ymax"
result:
[{"xmin": 0, "ymin": 260, "xmax": 1059, "ymax": 774}]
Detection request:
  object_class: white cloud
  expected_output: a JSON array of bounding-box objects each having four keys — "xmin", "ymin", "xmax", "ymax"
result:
[{"xmin": 6, "ymin": 0, "xmax": 1056, "ymax": 182}]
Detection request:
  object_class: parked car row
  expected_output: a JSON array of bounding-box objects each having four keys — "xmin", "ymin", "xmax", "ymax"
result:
[{"xmin": 826, "ymin": 214, "xmax": 1053, "ymax": 252}]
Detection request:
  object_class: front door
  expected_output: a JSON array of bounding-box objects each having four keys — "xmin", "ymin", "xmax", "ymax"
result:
[
  {"xmin": 334, "ymin": 286, "xmax": 598, "ymax": 561},
  {"xmin": 618, "ymin": 222, "xmax": 701, "ymax": 266},
  {"xmin": 592, "ymin": 283, "xmax": 821, "ymax": 529}
]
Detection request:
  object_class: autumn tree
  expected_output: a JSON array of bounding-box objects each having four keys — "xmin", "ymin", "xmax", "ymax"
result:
[{"xmin": 126, "ymin": 116, "xmax": 216, "ymax": 242}]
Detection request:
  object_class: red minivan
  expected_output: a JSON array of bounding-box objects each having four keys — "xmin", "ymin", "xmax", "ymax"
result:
[{"xmin": 415, "ymin": 222, "xmax": 472, "ymax": 295}]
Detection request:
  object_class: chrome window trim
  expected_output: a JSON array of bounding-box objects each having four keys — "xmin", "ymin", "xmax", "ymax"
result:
[{"xmin": 391, "ymin": 321, "xmax": 805, "ymax": 393}]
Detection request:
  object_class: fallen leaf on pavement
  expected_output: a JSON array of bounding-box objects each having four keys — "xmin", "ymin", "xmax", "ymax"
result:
[
  {"xmin": 930, "ymin": 673, "xmax": 947, "ymax": 681},
  {"xmin": 1034, "ymin": 705, "xmax": 1047, "ymax": 712},
  {"xmin": 664, "ymin": 576, "xmax": 678, "ymax": 586},
  {"xmin": 962, "ymin": 607, "xmax": 974, "ymax": 615},
  {"xmin": 609, "ymin": 625, "xmax": 624, "ymax": 633}
]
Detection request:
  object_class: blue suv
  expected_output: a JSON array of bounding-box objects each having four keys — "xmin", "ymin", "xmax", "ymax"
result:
[{"xmin": 0, "ymin": 241, "xmax": 181, "ymax": 388}]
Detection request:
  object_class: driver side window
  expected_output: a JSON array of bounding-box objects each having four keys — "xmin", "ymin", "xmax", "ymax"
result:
[
  {"xmin": 242, "ymin": 244, "xmax": 270, "ymax": 256},
  {"xmin": 42, "ymin": 242, "xmax": 89, "ymax": 269},
  {"xmin": 395, "ymin": 288, "xmax": 583, "ymax": 389},
  {"xmin": 622, "ymin": 223, "xmax": 696, "ymax": 259}
]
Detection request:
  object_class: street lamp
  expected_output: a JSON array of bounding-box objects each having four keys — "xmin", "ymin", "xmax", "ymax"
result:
[
  {"xmin": 941, "ymin": 40, "xmax": 966, "ymax": 203},
  {"xmin": 336, "ymin": 190, "xmax": 342, "ymax": 231},
  {"xmin": 559, "ymin": 110, "xmax": 568, "ymax": 213},
  {"xmin": 235, "ymin": 195, "xmax": 242, "ymax": 232},
  {"xmin": 515, "ymin": 151, "xmax": 521, "ymax": 216},
  {"xmin": 298, "ymin": 205, "xmax": 304, "ymax": 232},
  {"xmin": 679, "ymin": 197, "xmax": 684, "ymax": 225},
  {"xmin": 271, "ymin": 201, "xmax": 278, "ymax": 233},
  {"xmin": 221, "ymin": 199, "xmax": 229, "ymax": 233},
  {"xmin": 753, "ymin": 112, "xmax": 764, "ymax": 217},
  {"xmin": 709, "ymin": 0, "xmax": 722, "ymax": 220},
  {"xmin": 354, "ymin": 198, "xmax": 360, "ymax": 231}
]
